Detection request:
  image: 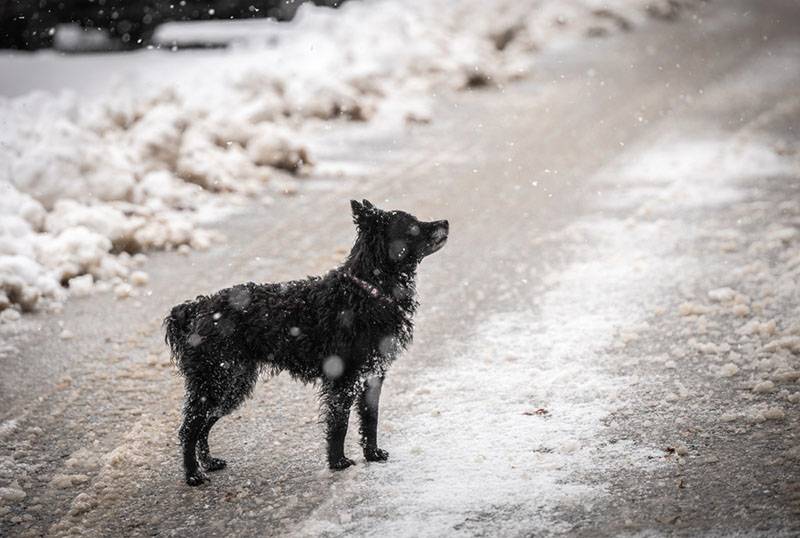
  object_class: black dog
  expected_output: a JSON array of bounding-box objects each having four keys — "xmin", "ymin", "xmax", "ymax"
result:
[{"xmin": 165, "ymin": 200, "xmax": 448, "ymax": 486}]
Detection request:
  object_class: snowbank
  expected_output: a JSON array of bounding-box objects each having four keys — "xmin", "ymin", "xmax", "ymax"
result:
[{"xmin": 0, "ymin": 0, "xmax": 695, "ymax": 315}]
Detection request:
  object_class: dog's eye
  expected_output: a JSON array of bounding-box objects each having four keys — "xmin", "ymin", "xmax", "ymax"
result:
[{"xmin": 408, "ymin": 224, "xmax": 420, "ymax": 236}]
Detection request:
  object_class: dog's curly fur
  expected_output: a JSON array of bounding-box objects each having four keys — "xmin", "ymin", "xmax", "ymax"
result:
[{"xmin": 165, "ymin": 199, "xmax": 448, "ymax": 486}]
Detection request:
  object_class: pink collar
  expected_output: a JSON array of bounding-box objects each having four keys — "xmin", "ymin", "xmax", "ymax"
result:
[{"xmin": 343, "ymin": 272, "xmax": 394, "ymax": 304}]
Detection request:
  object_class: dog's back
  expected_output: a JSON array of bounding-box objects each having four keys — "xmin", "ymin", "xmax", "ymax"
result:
[{"xmin": 167, "ymin": 274, "xmax": 414, "ymax": 384}]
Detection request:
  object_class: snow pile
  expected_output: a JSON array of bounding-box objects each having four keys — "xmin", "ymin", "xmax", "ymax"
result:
[
  {"xmin": 0, "ymin": 93, "xmax": 270, "ymax": 314},
  {"xmin": 0, "ymin": 0, "xmax": 698, "ymax": 316}
]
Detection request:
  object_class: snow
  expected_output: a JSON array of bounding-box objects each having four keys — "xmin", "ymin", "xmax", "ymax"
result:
[
  {"xmin": 752, "ymin": 380, "xmax": 776, "ymax": 394},
  {"xmin": 762, "ymin": 407, "xmax": 785, "ymax": 420},
  {"xmin": 67, "ymin": 274, "xmax": 94, "ymax": 297},
  {"xmin": 585, "ymin": 55, "xmax": 800, "ymax": 450},
  {"xmin": 322, "ymin": 355, "xmax": 345, "ymax": 380},
  {"xmin": 113, "ymin": 283, "xmax": 134, "ymax": 300},
  {"xmin": 58, "ymin": 329, "xmax": 74, "ymax": 340},
  {"xmin": 615, "ymin": 136, "xmax": 796, "ymax": 212},
  {"xmin": 0, "ymin": 0, "xmax": 689, "ymax": 317},
  {"xmin": 302, "ymin": 312, "xmax": 660, "ymax": 534},
  {"xmin": 763, "ymin": 336, "xmax": 800, "ymax": 354},
  {"xmin": 773, "ymin": 371, "xmax": 800, "ymax": 382},
  {"xmin": 49, "ymin": 474, "xmax": 90, "ymax": 489},
  {"xmin": 738, "ymin": 319, "xmax": 778, "ymax": 338},
  {"xmin": 731, "ymin": 303, "xmax": 751, "ymax": 317},
  {"xmin": 0, "ymin": 484, "xmax": 26, "ymax": 504},
  {"xmin": 129, "ymin": 271, "xmax": 149, "ymax": 287},
  {"xmin": 0, "ymin": 309, "xmax": 21, "ymax": 322},
  {"xmin": 0, "ymin": 420, "xmax": 18, "ymax": 439},
  {"xmin": 298, "ymin": 207, "xmax": 675, "ymax": 536},
  {"xmin": 678, "ymin": 302, "xmax": 713, "ymax": 316},
  {"xmin": 708, "ymin": 287, "xmax": 736, "ymax": 303},
  {"xmin": 68, "ymin": 493, "xmax": 97, "ymax": 517}
]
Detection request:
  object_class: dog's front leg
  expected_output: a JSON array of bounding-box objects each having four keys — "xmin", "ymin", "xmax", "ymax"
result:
[
  {"xmin": 358, "ymin": 375, "xmax": 389, "ymax": 462},
  {"xmin": 322, "ymin": 381, "xmax": 357, "ymax": 470}
]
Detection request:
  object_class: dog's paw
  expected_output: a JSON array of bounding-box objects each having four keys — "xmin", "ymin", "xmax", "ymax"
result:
[
  {"xmin": 364, "ymin": 447, "xmax": 389, "ymax": 462},
  {"xmin": 185, "ymin": 472, "xmax": 209, "ymax": 486},
  {"xmin": 329, "ymin": 456, "xmax": 356, "ymax": 471},
  {"xmin": 201, "ymin": 457, "xmax": 227, "ymax": 472}
]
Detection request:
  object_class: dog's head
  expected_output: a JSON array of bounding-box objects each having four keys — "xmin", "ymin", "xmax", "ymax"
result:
[{"xmin": 350, "ymin": 199, "xmax": 449, "ymax": 266}]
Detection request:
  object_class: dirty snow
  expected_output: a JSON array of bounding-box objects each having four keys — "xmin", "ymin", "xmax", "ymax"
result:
[
  {"xmin": 592, "ymin": 57, "xmax": 800, "ymax": 436},
  {"xmin": 0, "ymin": 484, "xmax": 26, "ymax": 503}
]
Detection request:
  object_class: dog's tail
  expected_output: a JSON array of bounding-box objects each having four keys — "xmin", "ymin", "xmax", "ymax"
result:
[{"xmin": 164, "ymin": 300, "xmax": 198, "ymax": 366}]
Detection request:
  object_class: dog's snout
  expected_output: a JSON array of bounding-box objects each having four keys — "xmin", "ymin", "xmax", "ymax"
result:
[{"xmin": 432, "ymin": 220, "xmax": 449, "ymax": 240}]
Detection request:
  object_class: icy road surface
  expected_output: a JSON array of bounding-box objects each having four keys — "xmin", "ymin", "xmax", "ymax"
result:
[{"xmin": 3, "ymin": 1, "xmax": 800, "ymax": 536}]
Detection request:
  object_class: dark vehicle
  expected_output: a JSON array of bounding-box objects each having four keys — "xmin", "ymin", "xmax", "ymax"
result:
[{"xmin": 0, "ymin": 0, "xmax": 345, "ymax": 51}]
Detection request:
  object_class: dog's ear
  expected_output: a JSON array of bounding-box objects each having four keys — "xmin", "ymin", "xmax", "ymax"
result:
[
  {"xmin": 351, "ymin": 199, "xmax": 373, "ymax": 225},
  {"xmin": 351, "ymin": 199, "xmax": 382, "ymax": 227}
]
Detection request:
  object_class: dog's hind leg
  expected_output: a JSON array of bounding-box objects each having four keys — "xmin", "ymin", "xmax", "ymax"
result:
[
  {"xmin": 322, "ymin": 380, "xmax": 357, "ymax": 470},
  {"xmin": 179, "ymin": 394, "xmax": 211, "ymax": 486},
  {"xmin": 197, "ymin": 416, "xmax": 227, "ymax": 472},
  {"xmin": 195, "ymin": 362, "xmax": 257, "ymax": 474},
  {"xmin": 358, "ymin": 375, "xmax": 389, "ymax": 462}
]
